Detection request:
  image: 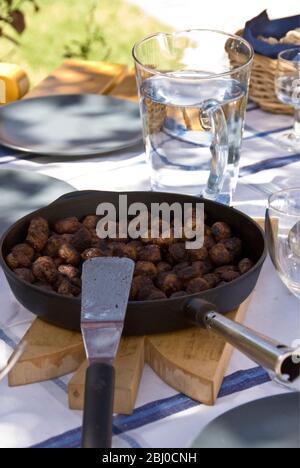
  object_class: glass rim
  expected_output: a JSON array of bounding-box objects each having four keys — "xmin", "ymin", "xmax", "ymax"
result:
[
  {"xmin": 268, "ymin": 188, "xmax": 300, "ymax": 216},
  {"xmin": 132, "ymin": 29, "xmax": 254, "ymax": 80},
  {"xmin": 278, "ymin": 46, "xmax": 300, "ymax": 64}
]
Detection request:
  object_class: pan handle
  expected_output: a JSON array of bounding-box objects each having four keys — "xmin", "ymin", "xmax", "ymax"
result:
[
  {"xmin": 185, "ymin": 298, "xmax": 300, "ymax": 384},
  {"xmin": 81, "ymin": 362, "xmax": 115, "ymax": 449}
]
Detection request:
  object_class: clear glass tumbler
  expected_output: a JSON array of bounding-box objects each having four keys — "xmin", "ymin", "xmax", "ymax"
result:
[
  {"xmin": 133, "ymin": 30, "xmax": 253, "ymax": 202},
  {"xmin": 275, "ymin": 47, "xmax": 300, "ymax": 152},
  {"xmin": 266, "ymin": 188, "xmax": 300, "ymax": 299}
]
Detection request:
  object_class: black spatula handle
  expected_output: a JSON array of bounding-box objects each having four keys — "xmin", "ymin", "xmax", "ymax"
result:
[{"xmin": 82, "ymin": 362, "xmax": 115, "ymax": 448}]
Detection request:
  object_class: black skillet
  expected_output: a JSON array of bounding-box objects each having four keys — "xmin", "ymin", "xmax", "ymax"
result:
[{"xmin": 1, "ymin": 190, "xmax": 299, "ymax": 385}]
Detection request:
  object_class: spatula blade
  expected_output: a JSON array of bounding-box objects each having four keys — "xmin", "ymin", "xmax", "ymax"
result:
[{"xmin": 81, "ymin": 257, "xmax": 134, "ymax": 364}]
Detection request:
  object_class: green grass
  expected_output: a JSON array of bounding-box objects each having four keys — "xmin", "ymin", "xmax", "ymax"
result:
[{"xmin": 0, "ymin": 0, "xmax": 171, "ymax": 87}]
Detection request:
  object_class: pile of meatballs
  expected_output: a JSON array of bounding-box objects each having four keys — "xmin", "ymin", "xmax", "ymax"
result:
[{"xmin": 6, "ymin": 213, "xmax": 254, "ymax": 301}]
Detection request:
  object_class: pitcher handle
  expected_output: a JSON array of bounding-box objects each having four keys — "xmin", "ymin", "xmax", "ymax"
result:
[{"xmin": 201, "ymin": 99, "xmax": 228, "ymax": 200}]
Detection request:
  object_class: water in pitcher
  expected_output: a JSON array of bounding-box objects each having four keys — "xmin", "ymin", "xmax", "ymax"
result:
[{"xmin": 140, "ymin": 72, "xmax": 247, "ymax": 198}]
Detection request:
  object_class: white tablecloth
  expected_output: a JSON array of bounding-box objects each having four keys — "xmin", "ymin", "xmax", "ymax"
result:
[{"xmin": 0, "ymin": 103, "xmax": 299, "ymax": 448}]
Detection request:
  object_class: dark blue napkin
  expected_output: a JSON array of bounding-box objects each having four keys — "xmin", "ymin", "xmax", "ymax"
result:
[{"xmin": 243, "ymin": 10, "xmax": 300, "ymax": 59}]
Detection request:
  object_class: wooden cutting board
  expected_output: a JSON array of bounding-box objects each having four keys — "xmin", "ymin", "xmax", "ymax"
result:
[
  {"xmin": 7, "ymin": 61, "xmax": 261, "ymax": 414},
  {"xmin": 8, "ymin": 297, "xmax": 250, "ymax": 413}
]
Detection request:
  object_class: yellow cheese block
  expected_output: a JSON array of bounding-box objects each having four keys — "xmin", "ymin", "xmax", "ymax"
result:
[{"xmin": 0, "ymin": 63, "xmax": 30, "ymax": 104}]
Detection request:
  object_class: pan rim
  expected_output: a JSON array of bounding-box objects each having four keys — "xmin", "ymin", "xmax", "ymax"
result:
[{"xmin": 0, "ymin": 190, "xmax": 267, "ymax": 306}]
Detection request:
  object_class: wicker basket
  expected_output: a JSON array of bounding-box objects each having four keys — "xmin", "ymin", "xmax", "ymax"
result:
[{"xmin": 236, "ymin": 30, "xmax": 293, "ymax": 115}]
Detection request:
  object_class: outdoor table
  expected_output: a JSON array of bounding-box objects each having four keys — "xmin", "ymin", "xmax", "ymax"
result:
[{"xmin": 0, "ymin": 60, "xmax": 299, "ymax": 448}]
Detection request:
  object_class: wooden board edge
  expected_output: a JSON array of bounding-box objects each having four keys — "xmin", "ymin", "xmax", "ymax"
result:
[
  {"xmin": 68, "ymin": 337, "xmax": 145, "ymax": 414},
  {"xmin": 145, "ymin": 335, "xmax": 215, "ymax": 406},
  {"xmin": 8, "ymin": 345, "xmax": 86, "ymax": 387}
]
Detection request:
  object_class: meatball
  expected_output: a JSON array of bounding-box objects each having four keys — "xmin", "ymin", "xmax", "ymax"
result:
[
  {"xmin": 177, "ymin": 265, "xmax": 199, "ymax": 282},
  {"xmin": 214, "ymin": 265, "xmax": 238, "ymax": 275},
  {"xmin": 152, "ymin": 235, "xmax": 175, "ymax": 248},
  {"xmin": 130, "ymin": 275, "xmax": 153, "ymax": 300},
  {"xmin": 176, "ymin": 260, "xmax": 210, "ymax": 283},
  {"xmin": 26, "ymin": 217, "xmax": 49, "ymax": 252},
  {"xmin": 172, "ymin": 262, "xmax": 189, "ymax": 273},
  {"xmin": 211, "ymin": 222, "xmax": 232, "ymax": 241},
  {"xmin": 204, "ymin": 225, "xmax": 213, "ymax": 237},
  {"xmin": 186, "ymin": 277, "xmax": 210, "ymax": 294},
  {"xmin": 54, "ymin": 257, "xmax": 64, "ymax": 268},
  {"xmin": 93, "ymin": 240, "xmax": 114, "ymax": 256},
  {"xmin": 113, "ymin": 242, "xmax": 138, "ymax": 261},
  {"xmin": 61, "ymin": 234, "xmax": 73, "ymax": 244},
  {"xmin": 138, "ymin": 245, "xmax": 162, "ymax": 263},
  {"xmin": 220, "ymin": 237, "xmax": 242, "ymax": 258},
  {"xmin": 56, "ymin": 276, "xmax": 80, "ymax": 297},
  {"xmin": 128, "ymin": 240, "xmax": 144, "ymax": 253},
  {"xmin": 143, "ymin": 222, "xmax": 175, "ymax": 247},
  {"xmin": 7, "ymin": 243, "xmax": 34, "ymax": 269},
  {"xmin": 156, "ymin": 272, "xmax": 181, "ymax": 296},
  {"xmin": 12, "ymin": 244, "xmax": 35, "ymax": 263},
  {"xmin": 169, "ymin": 243, "xmax": 188, "ymax": 263},
  {"xmin": 239, "ymin": 258, "xmax": 254, "ymax": 274},
  {"xmin": 189, "ymin": 246, "xmax": 208, "ymax": 262},
  {"xmin": 6, "ymin": 253, "xmax": 19, "ymax": 270},
  {"xmin": 58, "ymin": 244, "xmax": 80, "ymax": 266},
  {"xmin": 203, "ymin": 273, "xmax": 220, "ymax": 288},
  {"xmin": 163, "ymin": 253, "xmax": 175, "ymax": 266},
  {"xmin": 219, "ymin": 270, "xmax": 240, "ymax": 282},
  {"xmin": 203, "ymin": 235, "xmax": 216, "ymax": 250},
  {"xmin": 209, "ymin": 244, "xmax": 233, "ymax": 266},
  {"xmin": 14, "ymin": 268, "xmax": 35, "ymax": 284},
  {"xmin": 82, "ymin": 215, "xmax": 99, "ymax": 231},
  {"xmin": 54, "ymin": 217, "xmax": 81, "ymax": 235},
  {"xmin": 193, "ymin": 260, "xmax": 212, "ymax": 275},
  {"xmin": 136, "ymin": 285, "xmax": 156, "ymax": 301},
  {"xmin": 58, "ymin": 265, "xmax": 79, "ymax": 280},
  {"xmin": 81, "ymin": 247, "xmax": 105, "ymax": 261},
  {"xmin": 147, "ymin": 289, "xmax": 167, "ymax": 301},
  {"xmin": 70, "ymin": 226, "xmax": 92, "ymax": 252},
  {"xmin": 32, "ymin": 256, "xmax": 58, "ymax": 284},
  {"xmin": 134, "ymin": 261, "xmax": 157, "ymax": 279},
  {"xmin": 90, "ymin": 231, "xmax": 101, "ymax": 247},
  {"xmin": 44, "ymin": 235, "xmax": 64, "ymax": 258},
  {"xmin": 156, "ymin": 262, "xmax": 172, "ymax": 274}
]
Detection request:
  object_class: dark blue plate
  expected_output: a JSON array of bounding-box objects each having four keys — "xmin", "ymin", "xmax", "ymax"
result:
[
  {"xmin": 0, "ymin": 168, "xmax": 74, "ymax": 235},
  {"xmin": 0, "ymin": 94, "xmax": 142, "ymax": 157},
  {"xmin": 191, "ymin": 393, "xmax": 300, "ymax": 448}
]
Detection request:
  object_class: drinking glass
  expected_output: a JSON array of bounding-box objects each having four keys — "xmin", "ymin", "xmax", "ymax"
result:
[
  {"xmin": 266, "ymin": 188, "xmax": 300, "ymax": 299},
  {"xmin": 133, "ymin": 30, "xmax": 253, "ymax": 202},
  {"xmin": 275, "ymin": 47, "xmax": 300, "ymax": 151}
]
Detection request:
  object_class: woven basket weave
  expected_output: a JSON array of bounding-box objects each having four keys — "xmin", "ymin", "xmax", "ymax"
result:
[{"xmin": 236, "ymin": 30, "xmax": 293, "ymax": 115}]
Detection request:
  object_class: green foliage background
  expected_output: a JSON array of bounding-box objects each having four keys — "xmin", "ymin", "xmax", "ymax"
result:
[{"xmin": 0, "ymin": 0, "xmax": 170, "ymax": 86}]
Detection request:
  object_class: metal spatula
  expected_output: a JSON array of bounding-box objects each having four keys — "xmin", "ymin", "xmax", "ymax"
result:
[{"xmin": 81, "ymin": 257, "xmax": 135, "ymax": 449}]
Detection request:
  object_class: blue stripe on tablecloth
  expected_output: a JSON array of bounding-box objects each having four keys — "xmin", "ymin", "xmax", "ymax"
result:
[
  {"xmin": 162, "ymin": 124, "xmax": 290, "ymax": 150},
  {"xmin": 244, "ymin": 125, "xmax": 292, "ymax": 141},
  {"xmin": 0, "ymin": 328, "xmax": 17, "ymax": 349},
  {"xmin": 52, "ymin": 378, "xmax": 68, "ymax": 393},
  {"xmin": 240, "ymin": 153, "xmax": 300, "ymax": 176},
  {"xmin": 0, "ymin": 325, "xmax": 140, "ymax": 448},
  {"xmin": 31, "ymin": 366, "xmax": 270, "ymax": 448}
]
